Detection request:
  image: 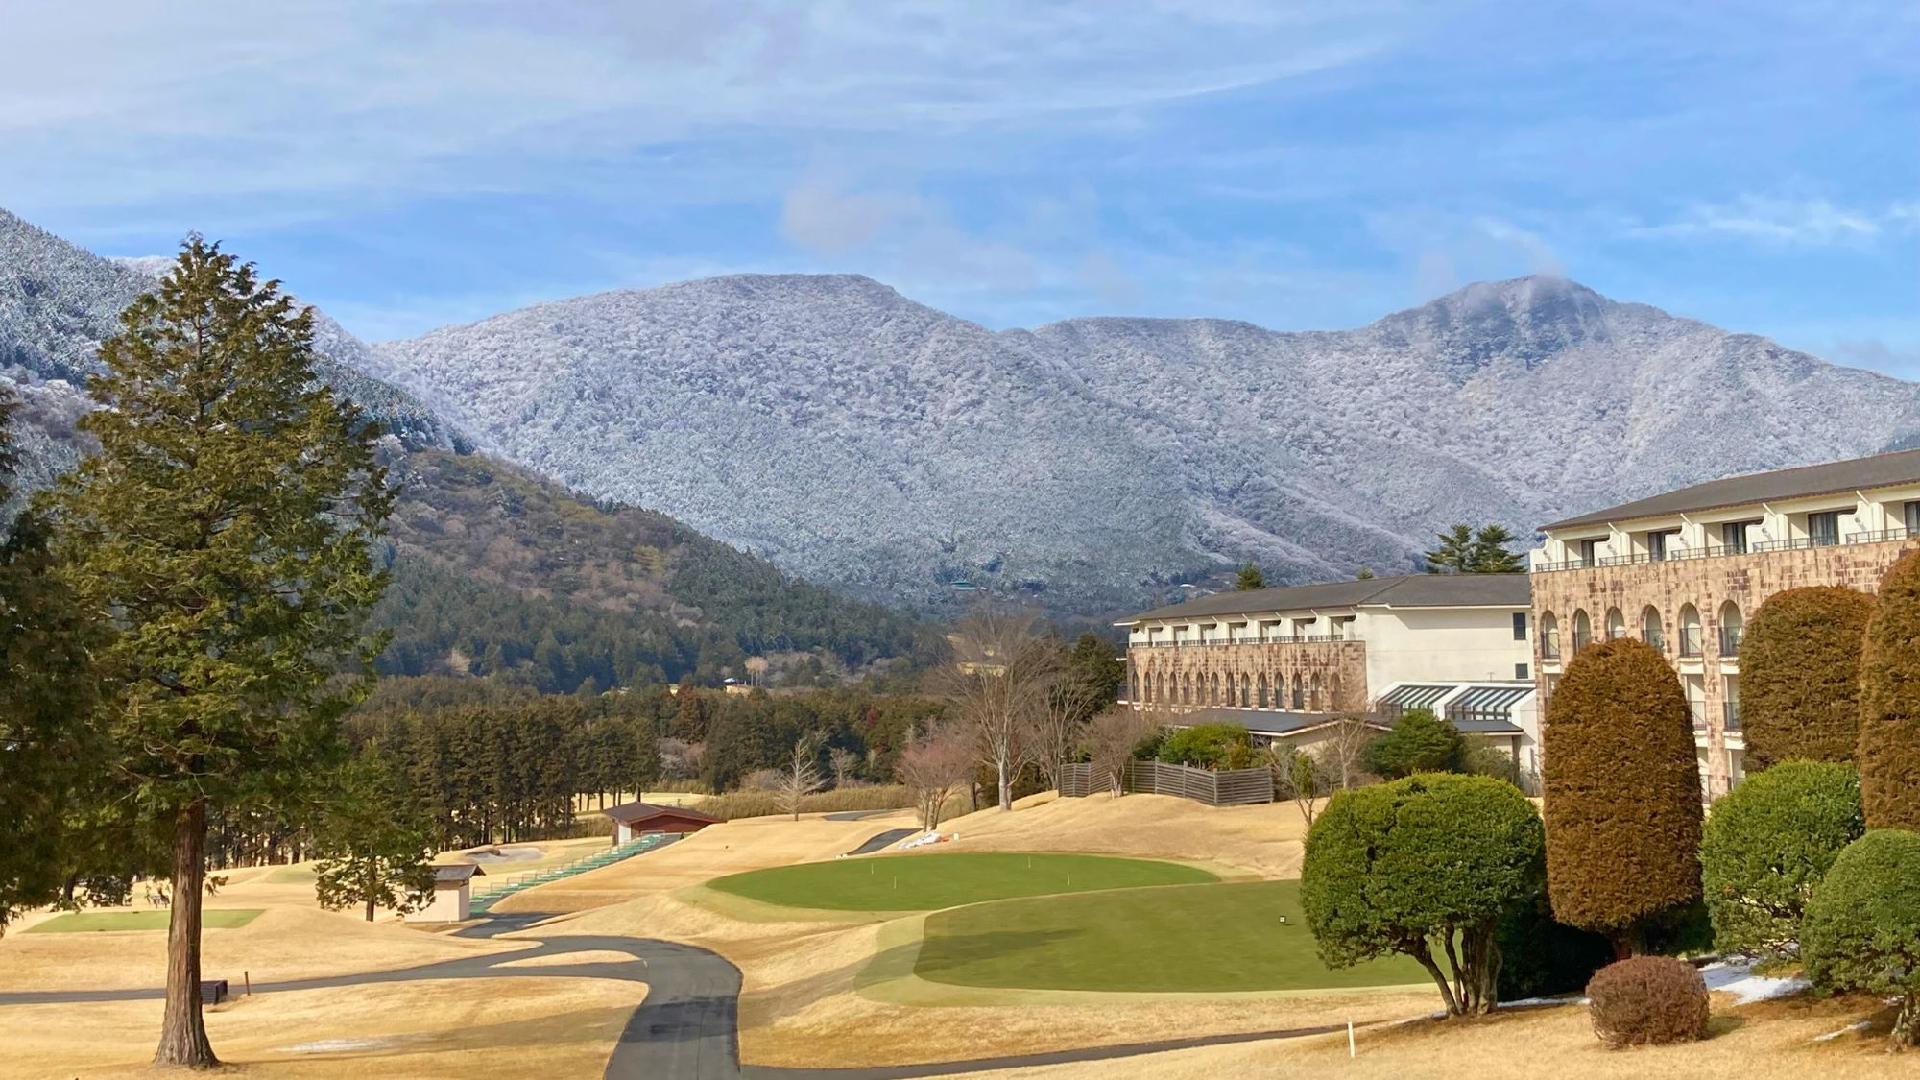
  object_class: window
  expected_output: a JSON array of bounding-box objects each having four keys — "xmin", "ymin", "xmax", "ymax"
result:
[
  {"xmin": 1718, "ymin": 600, "xmax": 1743, "ymax": 657},
  {"xmin": 1648, "ymin": 529, "xmax": 1680, "ymax": 561},
  {"xmin": 1720, "ymin": 520, "xmax": 1758, "ymax": 554},
  {"xmin": 1572, "ymin": 609, "xmax": 1593, "ymax": 653},
  {"xmin": 1514, "ymin": 662, "xmax": 1530, "ymax": 680},
  {"xmin": 1809, "ymin": 511, "xmax": 1844, "ymax": 546},
  {"xmin": 1641, "ymin": 605, "xmax": 1665, "ymax": 651},
  {"xmin": 1907, "ymin": 501, "xmax": 1920, "ymax": 536},
  {"xmin": 1540, "ymin": 612, "xmax": 1561, "ymax": 659},
  {"xmin": 1512, "ymin": 612, "xmax": 1528, "ymax": 640},
  {"xmin": 1240, "ymin": 673, "xmax": 1252, "ymax": 707},
  {"xmin": 1679, "ymin": 604, "xmax": 1703, "ymax": 657},
  {"xmin": 1578, "ymin": 537, "xmax": 1603, "ymax": 565},
  {"xmin": 1291, "ymin": 674, "xmax": 1304, "ymax": 710},
  {"xmin": 1605, "ymin": 607, "xmax": 1626, "ymax": 639}
]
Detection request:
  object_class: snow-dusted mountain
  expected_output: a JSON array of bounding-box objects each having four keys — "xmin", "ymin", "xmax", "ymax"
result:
[{"xmin": 371, "ymin": 272, "xmax": 1920, "ymax": 615}]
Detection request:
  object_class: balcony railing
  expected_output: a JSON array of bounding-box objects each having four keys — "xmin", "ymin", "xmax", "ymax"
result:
[
  {"xmin": 1679, "ymin": 626, "xmax": 1704, "ymax": 658},
  {"xmin": 1691, "ymin": 702, "xmax": 1708, "ymax": 733},
  {"xmin": 1137, "ymin": 634, "xmax": 1358, "ymax": 648},
  {"xmin": 1723, "ymin": 701, "xmax": 1742, "ymax": 731},
  {"xmin": 1536, "ymin": 525, "xmax": 1917, "ymax": 572},
  {"xmin": 1718, "ymin": 626, "xmax": 1742, "ymax": 657}
]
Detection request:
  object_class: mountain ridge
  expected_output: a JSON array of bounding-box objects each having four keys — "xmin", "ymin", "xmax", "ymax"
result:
[{"xmin": 371, "ymin": 270, "xmax": 1920, "ymax": 616}]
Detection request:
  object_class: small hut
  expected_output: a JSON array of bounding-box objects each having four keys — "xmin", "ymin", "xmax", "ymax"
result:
[
  {"xmin": 604, "ymin": 801, "xmax": 721, "ymax": 845},
  {"xmin": 418, "ymin": 863, "xmax": 485, "ymax": 922}
]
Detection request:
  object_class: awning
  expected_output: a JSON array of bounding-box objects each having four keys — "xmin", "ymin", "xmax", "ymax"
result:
[
  {"xmin": 1444, "ymin": 684, "xmax": 1534, "ymax": 734},
  {"xmin": 1378, "ymin": 684, "xmax": 1455, "ymax": 711}
]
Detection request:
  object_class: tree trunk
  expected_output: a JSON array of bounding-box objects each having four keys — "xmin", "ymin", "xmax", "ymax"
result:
[
  {"xmin": 1406, "ymin": 940, "xmax": 1460, "ymax": 1017},
  {"xmin": 996, "ymin": 758, "xmax": 1013, "ymax": 810},
  {"xmin": 1891, "ymin": 992, "xmax": 1918, "ymax": 1050},
  {"xmin": 154, "ymin": 799, "xmax": 217, "ymax": 1067},
  {"xmin": 365, "ymin": 894, "xmax": 375, "ymax": 922}
]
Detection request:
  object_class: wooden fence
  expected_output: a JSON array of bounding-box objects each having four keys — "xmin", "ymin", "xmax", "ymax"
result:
[{"xmin": 1057, "ymin": 760, "xmax": 1273, "ymax": 806}]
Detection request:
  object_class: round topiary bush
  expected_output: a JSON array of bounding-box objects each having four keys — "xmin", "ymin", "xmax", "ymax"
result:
[
  {"xmin": 1585, "ymin": 956, "xmax": 1710, "ymax": 1047},
  {"xmin": 1543, "ymin": 637, "xmax": 1703, "ymax": 951},
  {"xmin": 1741, "ymin": 587, "xmax": 1873, "ymax": 770},
  {"xmin": 1859, "ymin": 551, "xmax": 1920, "ymax": 830},
  {"xmin": 1802, "ymin": 829, "xmax": 1920, "ymax": 1049},
  {"xmin": 1699, "ymin": 760, "xmax": 1863, "ymax": 967},
  {"xmin": 1302, "ymin": 773, "xmax": 1543, "ymax": 1017}
]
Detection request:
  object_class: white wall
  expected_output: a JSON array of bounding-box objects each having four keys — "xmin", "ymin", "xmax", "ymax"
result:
[
  {"xmin": 417, "ymin": 882, "xmax": 470, "ymax": 923},
  {"xmin": 1356, "ymin": 607, "xmax": 1531, "ymax": 693}
]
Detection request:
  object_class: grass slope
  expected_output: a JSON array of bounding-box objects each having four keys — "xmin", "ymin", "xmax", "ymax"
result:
[
  {"xmin": 707, "ymin": 851, "xmax": 1215, "ymax": 912},
  {"xmin": 27, "ymin": 909, "xmax": 264, "ymax": 933},
  {"xmin": 917, "ymin": 880, "xmax": 1426, "ymax": 993}
]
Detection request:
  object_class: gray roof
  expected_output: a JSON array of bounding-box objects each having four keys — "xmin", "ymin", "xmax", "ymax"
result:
[
  {"xmin": 1122, "ymin": 573, "xmax": 1530, "ymax": 624},
  {"xmin": 433, "ymin": 864, "xmax": 485, "ymax": 884},
  {"xmin": 1543, "ymin": 448, "xmax": 1920, "ymax": 531},
  {"xmin": 605, "ymin": 800, "xmax": 721, "ymax": 825},
  {"xmin": 1174, "ymin": 708, "xmax": 1392, "ymax": 736}
]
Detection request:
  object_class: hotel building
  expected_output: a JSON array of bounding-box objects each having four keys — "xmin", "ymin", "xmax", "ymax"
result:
[
  {"xmin": 1118, "ymin": 574, "xmax": 1541, "ymax": 772},
  {"xmin": 1530, "ymin": 448, "xmax": 1920, "ymax": 798}
]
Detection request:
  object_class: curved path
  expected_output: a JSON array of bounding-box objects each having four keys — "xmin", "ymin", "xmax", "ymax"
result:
[
  {"xmin": 0, "ymin": 912, "xmax": 1354, "ymax": 1079},
  {"xmin": 843, "ymin": 828, "xmax": 918, "ymax": 856}
]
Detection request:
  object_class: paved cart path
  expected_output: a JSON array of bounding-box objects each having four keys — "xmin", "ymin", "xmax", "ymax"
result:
[
  {"xmin": 843, "ymin": 828, "xmax": 918, "ymax": 856},
  {"xmin": 0, "ymin": 912, "xmax": 1357, "ymax": 1079}
]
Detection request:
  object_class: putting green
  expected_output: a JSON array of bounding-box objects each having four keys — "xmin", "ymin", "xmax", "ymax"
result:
[
  {"xmin": 26, "ymin": 909, "xmax": 264, "ymax": 933},
  {"xmin": 916, "ymin": 880, "xmax": 1427, "ymax": 993},
  {"xmin": 707, "ymin": 851, "xmax": 1215, "ymax": 912}
]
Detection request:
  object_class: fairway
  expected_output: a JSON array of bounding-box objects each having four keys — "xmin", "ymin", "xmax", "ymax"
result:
[
  {"xmin": 916, "ymin": 880, "xmax": 1427, "ymax": 992},
  {"xmin": 707, "ymin": 851, "xmax": 1215, "ymax": 912},
  {"xmin": 26, "ymin": 909, "xmax": 264, "ymax": 933}
]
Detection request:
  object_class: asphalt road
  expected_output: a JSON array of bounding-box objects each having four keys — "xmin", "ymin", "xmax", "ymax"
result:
[
  {"xmin": 0, "ymin": 912, "xmax": 1351, "ymax": 1078},
  {"xmin": 843, "ymin": 828, "xmax": 918, "ymax": 856}
]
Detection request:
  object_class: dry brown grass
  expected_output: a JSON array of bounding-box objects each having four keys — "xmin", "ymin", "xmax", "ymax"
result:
[
  {"xmin": 948, "ymin": 994, "xmax": 1910, "ymax": 1079},
  {"xmin": 0, "ymin": 975, "xmax": 644, "ymax": 1078}
]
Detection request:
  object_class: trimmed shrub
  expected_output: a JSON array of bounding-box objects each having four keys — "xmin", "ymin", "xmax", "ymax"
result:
[
  {"xmin": 1742, "ymin": 587, "xmax": 1873, "ymax": 770},
  {"xmin": 1859, "ymin": 551, "xmax": 1920, "ymax": 829},
  {"xmin": 1156, "ymin": 723, "xmax": 1256, "ymax": 770},
  {"xmin": 1361, "ymin": 707, "xmax": 1462, "ymax": 778},
  {"xmin": 1802, "ymin": 829, "xmax": 1920, "ymax": 1049},
  {"xmin": 1302, "ymin": 773, "xmax": 1544, "ymax": 1016},
  {"xmin": 1543, "ymin": 638, "xmax": 1703, "ymax": 952},
  {"xmin": 1585, "ymin": 956, "xmax": 1710, "ymax": 1047},
  {"xmin": 1699, "ymin": 761, "xmax": 1863, "ymax": 967}
]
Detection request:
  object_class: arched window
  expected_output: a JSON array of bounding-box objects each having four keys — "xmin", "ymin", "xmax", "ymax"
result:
[
  {"xmin": 1679, "ymin": 604, "xmax": 1702, "ymax": 657},
  {"xmin": 1211, "ymin": 672, "xmax": 1223, "ymax": 705},
  {"xmin": 1131, "ymin": 670, "xmax": 1142, "ymax": 703},
  {"xmin": 1605, "ymin": 607, "xmax": 1625, "ymax": 640},
  {"xmin": 1291, "ymin": 673, "xmax": 1305, "ymax": 710},
  {"xmin": 1718, "ymin": 600, "xmax": 1743, "ymax": 656},
  {"xmin": 1641, "ymin": 606, "xmax": 1665, "ymax": 651},
  {"xmin": 1310, "ymin": 673, "xmax": 1324, "ymax": 711},
  {"xmin": 1572, "ymin": 609, "xmax": 1593, "ymax": 653},
  {"xmin": 1240, "ymin": 673, "xmax": 1252, "ymax": 708},
  {"xmin": 1256, "ymin": 673, "xmax": 1268, "ymax": 709},
  {"xmin": 1540, "ymin": 612, "xmax": 1560, "ymax": 659}
]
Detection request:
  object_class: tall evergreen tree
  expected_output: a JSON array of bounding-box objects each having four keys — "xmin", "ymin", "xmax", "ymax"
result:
[
  {"xmin": 1424, "ymin": 525, "xmax": 1476, "ymax": 572},
  {"xmin": 1425, "ymin": 524, "xmax": 1525, "ymax": 574},
  {"xmin": 0, "ymin": 389, "xmax": 105, "ymax": 934},
  {"xmin": 313, "ymin": 754, "xmax": 436, "ymax": 922},
  {"xmin": 1234, "ymin": 562, "xmax": 1266, "ymax": 590},
  {"xmin": 48, "ymin": 239, "xmax": 392, "ymax": 1066},
  {"xmin": 1859, "ymin": 550, "xmax": 1920, "ymax": 829},
  {"xmin": 1741, "ymin": 587, "xmax": 1874, "ymax": 770}
]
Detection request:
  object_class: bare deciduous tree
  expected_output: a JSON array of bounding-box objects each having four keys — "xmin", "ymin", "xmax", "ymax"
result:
[
  {"xmin": 1082, "ymin": 707, "xmax": 1163, "ymax": 797},
  {"xmin": 896, "ymin": 722, "xmax": 974, "ymax": 830},
  {"xmin": 1270, "ymin": 744, "xmax": 1328, "ymax": 824},
  {"xmin": 777, "ymin": 733, "xmax": 826, "ymax": 820},
  {"xmin": 1320, "ymin": 714, "xmax": 1379, "ymax": 790},
  {"xmin": 827, "ymin": 746, "xmax": 859, "ymax": 789},
  {"xmin": 1033, "ymin": 657, "xmax": 1107, "ymax": 791},
  {"xmin": 933, "ymin": 605, "xmax": 1058, "ymax": 810}
]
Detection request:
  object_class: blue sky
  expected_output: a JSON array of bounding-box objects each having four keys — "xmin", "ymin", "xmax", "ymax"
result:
[{"xmin": 4, "ymin": 1, "xmax": 1916, "ymax": 370}]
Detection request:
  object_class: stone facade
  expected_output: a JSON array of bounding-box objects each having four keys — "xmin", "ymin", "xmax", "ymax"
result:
[
  {"xmin": 1127, "ymin": 640, "xmax": 1369, "ymax": 715},
  {"xmin": 1531, "ymin": 537, "xmax": 1917, "ymax": 796}
]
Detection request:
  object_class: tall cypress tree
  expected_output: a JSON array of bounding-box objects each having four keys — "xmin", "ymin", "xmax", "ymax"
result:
[
  {"xmin": 1859, "ymin": 550, "xmax": 1920, "ymax": 829},
  {"xmin": 1741, "ymin": 586, "xmax": 1874, "ymax": 770},
  {"xmin": 50, "ymin": 239, "xmax": 392, "ymax": 1067},
  {"xmin": 1543, "ymin": 638, "xmax": 1703, "ymax": 955}
]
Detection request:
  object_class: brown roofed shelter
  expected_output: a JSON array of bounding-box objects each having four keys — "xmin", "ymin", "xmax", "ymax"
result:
[
  {"xmin": 418, "ymin": 863, "xmax": 485, "ymax": 923},
  {"xmin": 605, "ymin": 801, "xmax": 721, "ymax": 846}
]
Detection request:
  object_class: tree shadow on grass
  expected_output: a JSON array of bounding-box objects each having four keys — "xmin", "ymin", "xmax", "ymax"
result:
[{"xmin": 913, "ymin": 928, "xmax": 1084, "ymax": 981}]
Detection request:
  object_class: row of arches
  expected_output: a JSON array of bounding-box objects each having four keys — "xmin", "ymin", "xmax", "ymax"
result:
[
  {"xmin": 1539, "ymin": 599, "xmax": 1743, "ymax": 659},
  {"xmin": 1131, "ymin": 667, "xmax": 1339, "ymax": 712}
]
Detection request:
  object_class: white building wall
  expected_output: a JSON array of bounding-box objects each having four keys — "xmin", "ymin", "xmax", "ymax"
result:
[
  {"xmin": 1356, "ymin": 607, "xmax": 1532, "ymax": 697},
  {"xmin": 417, "ymin": 882, "xmax": 470, "ymax": 923}
]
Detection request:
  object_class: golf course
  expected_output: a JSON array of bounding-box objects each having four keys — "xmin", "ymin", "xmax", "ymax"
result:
[{"xmin": 707, "ymin": 850, "xmax": 1216, "ymax": 911}]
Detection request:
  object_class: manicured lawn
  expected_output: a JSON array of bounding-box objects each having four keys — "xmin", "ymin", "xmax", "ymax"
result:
[
  {"xmin": 26, "ymin": 909, "xmax": 265, "ymax": 933},
  {"xmin": 708, "ymin": 851, "xmax": 1216, "ymax": 912},
  {"xmin": 916, "ymin": 880, "xmax": 1428, "ymax": 992}
]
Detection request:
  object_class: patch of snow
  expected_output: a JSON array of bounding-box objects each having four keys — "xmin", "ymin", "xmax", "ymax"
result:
[
  {"xmin": 1700, "ymin": 959, "xmax": 1808, "ymax": 1004},
  {"xmin": 278, "ymin": 1038, "xmax": 398, "ymax": 1053},
  {"xmin": 1813, "ymin": 1019, "xmax": 1872, "ymax": 1042}
]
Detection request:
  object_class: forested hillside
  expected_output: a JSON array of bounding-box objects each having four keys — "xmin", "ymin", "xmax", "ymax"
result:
[{"xmin": 374, "ymin": 450, "xmax": 933, "ymax": 690}]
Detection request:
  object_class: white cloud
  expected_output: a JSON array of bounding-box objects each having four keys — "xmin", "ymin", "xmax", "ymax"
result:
[{"xmin": 1630, "ymin": 195, "xmax": 1910, "ymax": 245}]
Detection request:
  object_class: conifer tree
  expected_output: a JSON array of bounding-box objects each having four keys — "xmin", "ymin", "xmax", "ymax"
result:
[
  {"xmin": 1741, "ymin": 587, "xmax": 1873, "ymax": 769},
  {"xmin": 1543, "ymin": 638, "xmax": 1703, "ymax": 955},
  {"xmin": 49, "ymin": 239, "xmax": 392, "ymax": 1066},
  {"xmin": 1859, "ymin": 550, "xmax": 1920, "ymax": 829},
  {"xmin": 0, "ymin": 389, "xmax": 104, "ymax": 934},
  {"xmin": 1235, "ymin": 562, "xmax": 1266, "ymax": 590},
  {"xmin": 313, "ymin": 754, "xmax": 435, "ymax": 922}
]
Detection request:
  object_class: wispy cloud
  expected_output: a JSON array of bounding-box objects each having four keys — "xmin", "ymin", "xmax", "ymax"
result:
[{"xmin": 1629, "ymin": 195, "xmax": 1912, "ymax": 246}]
